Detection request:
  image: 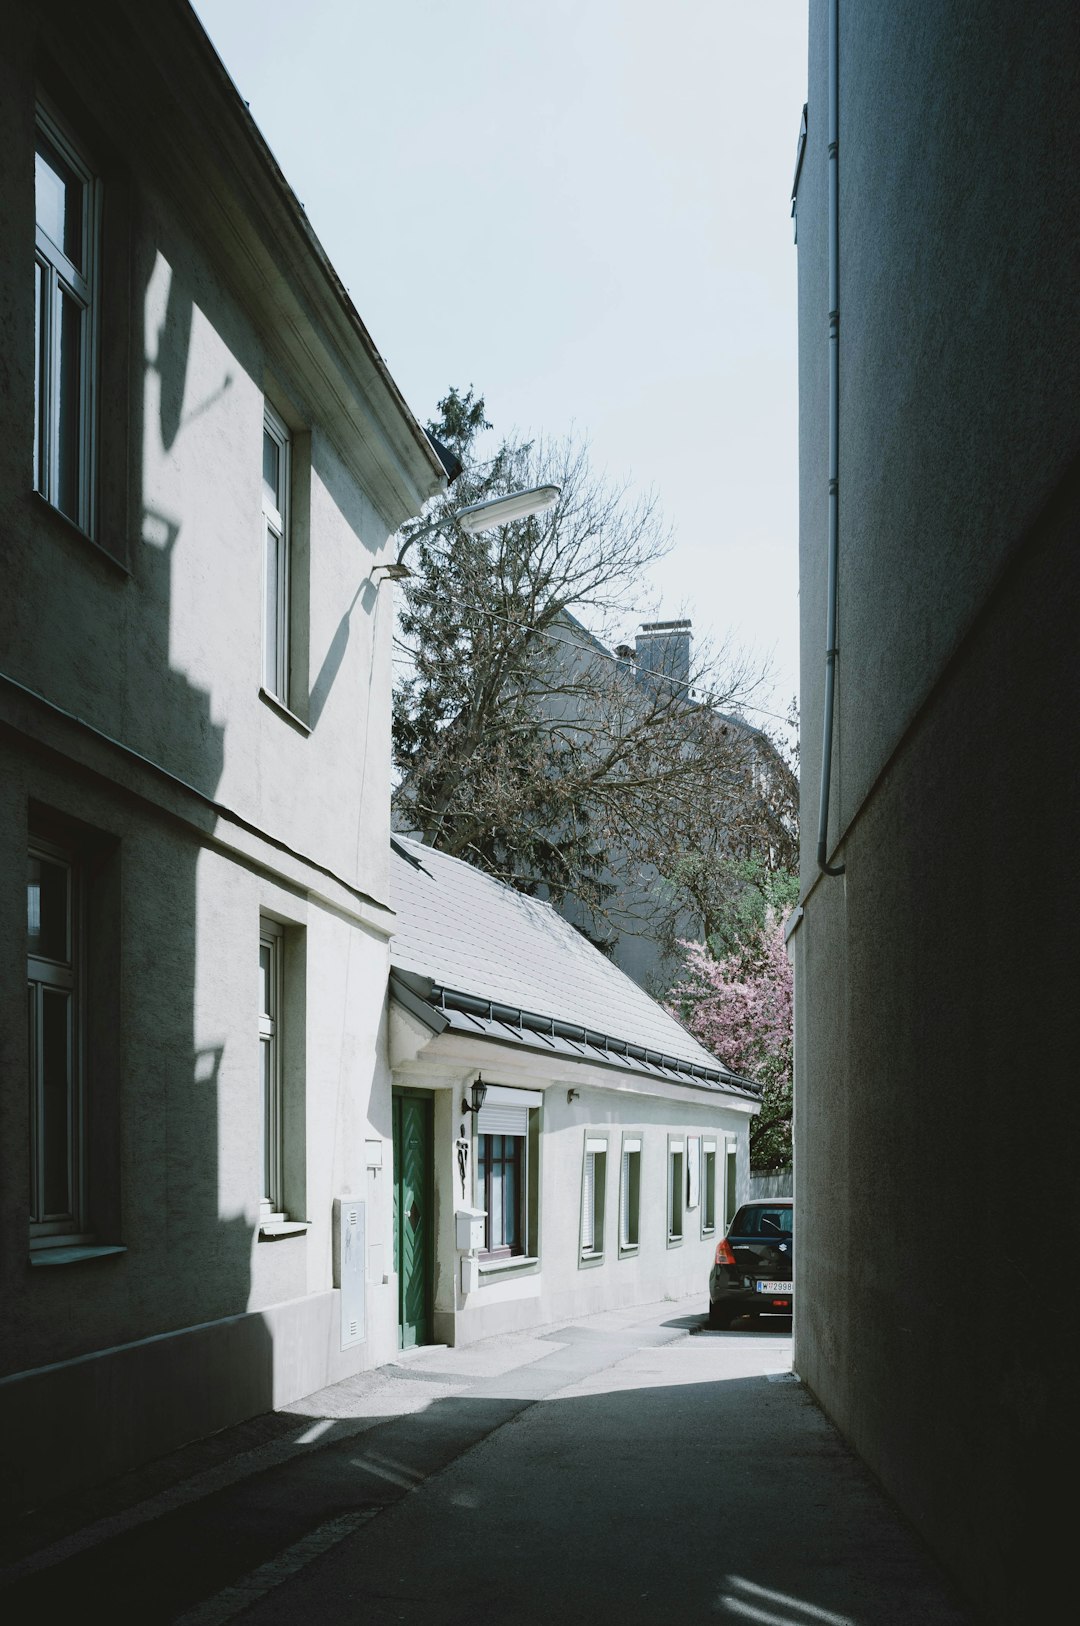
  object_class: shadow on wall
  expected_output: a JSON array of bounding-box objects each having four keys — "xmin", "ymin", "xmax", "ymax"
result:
[
  {"xmin": 4, "ymin": 244, "xmax": 277, "ymax": 1519},
  {"xmin": 129, "ymin": 242, "xmax": 275, "ymax": 1460}
]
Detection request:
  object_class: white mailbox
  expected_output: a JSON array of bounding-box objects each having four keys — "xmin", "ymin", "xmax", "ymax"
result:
[{"xmin": 455, "ymin": 1206, "xmax": 486, "ymax": 1252}]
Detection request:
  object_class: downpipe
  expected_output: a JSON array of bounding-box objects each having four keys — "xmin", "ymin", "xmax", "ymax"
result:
[{"xmin": 817, "ymin": 0, "xmax": 845, "ymax": 876}]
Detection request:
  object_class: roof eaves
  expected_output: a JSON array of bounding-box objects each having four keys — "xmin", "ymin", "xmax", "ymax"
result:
[
  {"xmin": 145, "ymin": 2, "xmax": 446, "ymax": 505},
  {"xmin": 388, "ymin": 970, "xmax": 448, "ymax": 1035},
  {"xmin": 423, "ymin": 983, "xmax": 761, "ymax": 1099}
]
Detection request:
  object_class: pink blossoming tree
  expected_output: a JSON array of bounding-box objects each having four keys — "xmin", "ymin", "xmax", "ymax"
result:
[{"xmin": 667, "ymin": 909, "xmax": 793, "ymax": 1171}]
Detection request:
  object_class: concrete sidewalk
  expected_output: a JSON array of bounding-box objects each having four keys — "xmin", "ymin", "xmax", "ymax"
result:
[{"xmin": 0, "ymin": 1295, "xmax": 977, "ymax": 1624}]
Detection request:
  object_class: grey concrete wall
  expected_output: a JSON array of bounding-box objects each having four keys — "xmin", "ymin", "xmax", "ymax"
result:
[{"xmin": 793, "ymin": 3, "xmax": 1080, "ymax": 1620}]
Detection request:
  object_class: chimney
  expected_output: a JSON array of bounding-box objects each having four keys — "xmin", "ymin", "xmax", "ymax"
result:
[{"xmin": 634, "ymin": 620, "xmax": 691, "ymax": 691}]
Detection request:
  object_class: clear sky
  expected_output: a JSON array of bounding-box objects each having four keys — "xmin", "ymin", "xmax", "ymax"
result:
[{"xmin": 193, "ymin": 0, "xmax": 808, "ymax": 725}]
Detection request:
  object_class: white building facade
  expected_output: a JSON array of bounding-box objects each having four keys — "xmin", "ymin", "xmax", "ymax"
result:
[
  {"xmin": 0, "ymin": 0, "xmax": 445, "ymax": 1514},
  {"xmin": 388, "ymin": 837, "xmax": 758, "ymax": 1348}
]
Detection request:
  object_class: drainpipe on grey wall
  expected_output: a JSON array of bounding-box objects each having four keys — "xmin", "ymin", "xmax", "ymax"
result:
[{"xmin": 817, "ymin": 0, "xmax": 845, "ymax": 876}]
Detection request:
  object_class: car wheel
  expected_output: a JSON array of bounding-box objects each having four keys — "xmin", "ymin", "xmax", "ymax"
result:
[{"xmin": 708, "ymin": 1302, "xmax": 734, "ymax": 1330}]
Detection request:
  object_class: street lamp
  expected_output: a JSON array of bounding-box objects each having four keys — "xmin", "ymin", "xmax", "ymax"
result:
[
  {"xmin": 461, "ymin": 1079, "xmax": 489, "ymax": 1117},
  {"xmin": 372, "ymin": 483, "xmax": 560, "ymax": 582}
]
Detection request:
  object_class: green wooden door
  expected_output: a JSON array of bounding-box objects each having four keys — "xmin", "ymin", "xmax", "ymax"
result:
[{"xmin": 393, "ymin": 1091, "xmax": 433, "ymax": 1349}]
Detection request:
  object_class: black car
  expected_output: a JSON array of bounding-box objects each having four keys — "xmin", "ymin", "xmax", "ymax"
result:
[{"xmin": 708, "ymin": 1198, "xmax": 793, "ymax": 1328}]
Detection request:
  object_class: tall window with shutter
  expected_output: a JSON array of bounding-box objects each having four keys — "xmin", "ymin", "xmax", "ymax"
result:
[
  {"xmin": 580, "ymin": 1135, "xmax": 607, "ymax": 1262},
  {"xmin": 475, "ymin": 1087, "xmax": 540, "ymax": 1262},
  {"xmin": 702, "ymin": 1140, "xmax": 718, "ymax": 1235},
  {"xmin": 619, "ymin": 1136, "xmax": 641, "ymax": 1253},
  {"xmin": 668, "ymin": 1138, "xmax": 685, "ymax": 1245}
]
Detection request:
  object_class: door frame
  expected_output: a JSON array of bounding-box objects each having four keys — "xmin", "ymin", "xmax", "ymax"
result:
[{"xmin": 392, "ymin": 1087, "xmax": 434, "ymax": 1349}]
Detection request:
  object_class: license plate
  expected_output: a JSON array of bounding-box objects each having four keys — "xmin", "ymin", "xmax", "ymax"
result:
[{"xmin": 756, "ymin": 1280, "xmax": 792, "ymax": 1295}]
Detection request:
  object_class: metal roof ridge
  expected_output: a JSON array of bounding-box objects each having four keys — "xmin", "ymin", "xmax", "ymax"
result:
[{"xmin": 428, "ymin": 982, "xmax": 760, "ymax": 1097}]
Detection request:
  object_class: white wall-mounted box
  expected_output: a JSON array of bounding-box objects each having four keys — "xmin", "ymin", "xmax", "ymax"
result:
[{"xmin": 455, "ymin": 1206, "xmax": 486, "ymax": 1252}]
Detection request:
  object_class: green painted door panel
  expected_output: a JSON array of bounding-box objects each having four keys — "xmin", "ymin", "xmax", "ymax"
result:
[{"xmin": 394, "ymin": 1092, "xmax": 432, "ymax": 1349}]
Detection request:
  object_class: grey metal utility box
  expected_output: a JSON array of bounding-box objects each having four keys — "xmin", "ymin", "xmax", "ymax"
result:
[{"xmin": 334, "ymin": 1196, "xmax": 366, "ymax": 1349}]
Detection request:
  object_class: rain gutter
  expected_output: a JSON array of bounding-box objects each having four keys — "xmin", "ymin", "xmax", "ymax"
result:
[{"xmin": 817, "ymin": 0, "xmax": 845, "ymax": 876}]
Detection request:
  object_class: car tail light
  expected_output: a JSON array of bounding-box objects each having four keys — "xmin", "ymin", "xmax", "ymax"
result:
[{"xmin": 714, "ymin": 1239, "xmax": 736, "ymax": 1267}]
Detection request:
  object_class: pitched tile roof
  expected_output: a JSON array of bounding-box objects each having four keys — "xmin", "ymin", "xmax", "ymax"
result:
[{"xmin": 389, "ymin": 835, "xmax": 758, "ymax": 1099}]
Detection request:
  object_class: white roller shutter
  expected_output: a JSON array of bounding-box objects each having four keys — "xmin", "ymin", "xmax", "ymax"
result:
[
  {"xmin": 475, "ymin": 1085, "xmax": 540, "ymax": 1137},
  {"xmin": 582, "ymin": 1152, "xmax": 596, "ymax": 1250},
  {"xmin": 476, "ymin": 1101, "xmax": 528, "ymax": 1137}
]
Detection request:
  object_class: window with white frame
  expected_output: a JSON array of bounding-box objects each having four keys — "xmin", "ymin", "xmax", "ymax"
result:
[
  {"xmin": 259, "ymin": 921, "xmax": 284, "ymax": 1219},
  {"xmin": 34, "ymin": 103, "xmax": 100, "ymax": 534},
  {"xmin": 725, "ymin": 1139, "xmax": 738, "ymax": 1227},
  {"xmin": 702, "ymin": 1139, "xmax": 718, "ymax": 1235},
  {"xmin": 619, "ymin": 1136, "xmax": 641, "ymax": 1253},
  {"xmin": 668, "ymin": 1138, "xmax": 685, "ymax": 1244},
  {"xmin": 262, "ymin": 404, "xmax": 291, "ymax": 701},
  {"xmin": 27, "ymin": 839, "xmax": 84, "ymax": 1243},
  {"xmin": 474, "ymin": 1085, "xmax": 540, "ymax": 1263},
  {"xmin": 580, "ymin": 1136, "xmax": 607, "ymax": 1261}
]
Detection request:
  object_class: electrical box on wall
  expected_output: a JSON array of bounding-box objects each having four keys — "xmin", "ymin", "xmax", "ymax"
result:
[
  {"xmin": 333, "ymin": 1197, "xmax": 366, "ymax": 1349},
  {"xmin": 455, "ymin": 1206, "xmax": 486, "ymax": 1252}
]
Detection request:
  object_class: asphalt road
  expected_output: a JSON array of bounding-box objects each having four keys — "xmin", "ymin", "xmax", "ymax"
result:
[{"xmin": 1, "ymin": 1297, "xmax": 976, "ymax": 1625}]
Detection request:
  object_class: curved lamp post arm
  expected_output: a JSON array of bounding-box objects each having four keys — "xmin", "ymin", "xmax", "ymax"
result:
[{"xmin": 372, "ymin": 483, "xmax": 561, "ymax": 582}]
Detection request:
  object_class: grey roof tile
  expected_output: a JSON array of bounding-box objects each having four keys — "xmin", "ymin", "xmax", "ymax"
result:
[{"xmin": 389, "ymin": 835, "xmax": 747, "ymax": 1088}]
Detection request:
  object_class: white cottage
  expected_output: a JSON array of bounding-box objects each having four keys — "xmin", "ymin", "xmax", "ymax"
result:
[{"xmin": 387, "ymin": 836, "xmax": 760, "ymax": 1348}]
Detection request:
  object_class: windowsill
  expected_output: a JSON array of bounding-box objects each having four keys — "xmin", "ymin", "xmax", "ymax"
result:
[
  {"xmin": 667, "ymin": 1235, "xmax": 684, "ymax": 1248},
  {"xmin": 29, "ymin": 1243, "xmax": 127, "ymax": 1267},
  {"xmin": 258, "ymin": 1219, "xmax": 310, "ymax": 1240},
  {"xmin": 30, "ymin": 491, "xmax": 131, "ymax": 576},
  {"xmin": 478, "ymin": 1253, "xmax": 538, "ymax": 1277},
  {"xmin": 578, "ymin": 1250, "xmax": 605, "ymax": 1269},
  {"xmin": 618, "ymin": 1244, "xmax": 639, "ymax": 1258},
  {"xmin": 259, "ymin": 688, "xmax": 311, "ymax": 734}
]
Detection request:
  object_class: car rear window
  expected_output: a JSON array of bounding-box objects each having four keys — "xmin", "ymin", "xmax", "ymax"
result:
[{"xmin": 731, "ymin": 1205, "xmax": 793, "ymax": 1237}]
